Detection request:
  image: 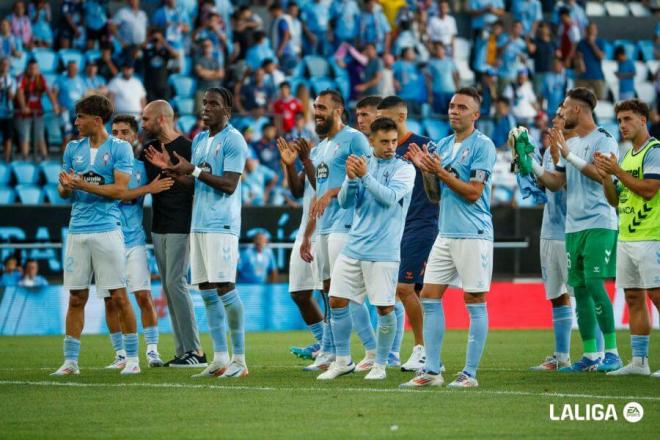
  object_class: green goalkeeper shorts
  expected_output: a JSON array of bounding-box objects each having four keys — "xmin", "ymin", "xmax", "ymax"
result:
[{"xmin": 565, "ymin": 228, "xmax": 617, "ymax": 288}]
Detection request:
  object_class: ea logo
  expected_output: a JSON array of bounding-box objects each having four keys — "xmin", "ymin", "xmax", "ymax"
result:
[{"xmin": 622, "ymin": 402, "xmax": 643, "ymax": 423}]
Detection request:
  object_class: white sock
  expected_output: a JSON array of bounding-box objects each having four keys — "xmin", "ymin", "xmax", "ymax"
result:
[
  {"xmin": 232, "ymin": 354, "xmax": 245, "ymax": 364},
  {"xmin": 555, "ymin": 352, "xmax": 570, "ymax": 362},
  {"xmin": 584, "ymin": 352, "xmax": 600, "ymax": 361},
  {"xmin": 146, "ymin": 344, "xmax": 158, "ymax": 353},
  {"xmin": 116, "ymin": 349, "xmax": 127, "ymax": 358},
  {"xmin": 126, "ymin": 356, "xmax": 139, "ymax": 364},
  {"xmin": 214, "ymin": 352, "xmax": 230, "ymax": 365},
  {"xmin": 632, "ymin": 356, "xmax": 647, "ymax": 366},
  {"xmin": 64, "ymin": 359, "xmax": 78, "ymax": 366}
]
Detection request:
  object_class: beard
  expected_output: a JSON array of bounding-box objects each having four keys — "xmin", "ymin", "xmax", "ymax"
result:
[
  {"xmin": 563, "ymin": 119, "xmax": 577, "ymax": 130},
  {"xmin": 314, "ymin": 114, "xmax": 332, "ymax": 136}
]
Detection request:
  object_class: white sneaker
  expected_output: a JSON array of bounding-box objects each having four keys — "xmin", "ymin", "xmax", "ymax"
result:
[
  {"xmin": 365, "ymin": 363, "xmax": 386, "ymax": 380},
  {"xmin": 447, "ymin": 372, "xmax": 478, "ymax": 388},
  {"xmin": 219, "ymin": 360, "xmax": 249, "ymax": 378},
  {"xmin": 607, "ymin": 361, "xmax": 650, "ymax": 376},
  {"xmin": 120, "ymin": 361, "xmax": 141, "ymax": 375},
  {"xmin": 530, "ymin": 355, "xmax": 571, "ymax": 371},
  {"xmin": 191, "ymin": 361, "xmax": 228, "ymax": 378},
  {"xmin": 317, "ymin": 360, "xmax": 355, "ymax": 380},
  {"xmin": 105, "ymin": 355, "xmax": 126, "ymax": 369},
  {"xmin": 303, "ymin": 352, "xmax": 335, "ymax": 371},
  {"xmin": 401, "ymin": 345, "xmax": 426, "ymax": 372},
  {"xmin": 355, "ymin": 352, "xmax": 375, "ymax": 372},
  {"xmin": 399, "ymin": 371, "xmax": 444, "ymax": 388},
  {"xmin": 51, "ymin": 362, "xmax": 80, "ymax": 376},
  {"xmin": 147, "ymin": 350, "xmax": 164, "ymax": 367},
  {"xmin": 652, "ymin": 370, "xmax": 660, "ymax": 377}
]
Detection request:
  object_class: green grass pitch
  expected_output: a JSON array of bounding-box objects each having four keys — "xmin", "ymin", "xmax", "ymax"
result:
[{"xmin": 0, "ymin": 330, "xmax": 658, "ymax": 439}]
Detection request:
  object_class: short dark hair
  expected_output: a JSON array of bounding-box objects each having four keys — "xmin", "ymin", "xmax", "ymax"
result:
[
  {"xmin": 280, "ymin": 81, "xmax": 291, "ymax": 89},
  {"xmin": 112, "ymin": 114, "xmax": 139, "ymax": 133},
  {"xmin": 614, "ymin": 45, "xmax": 627, "ymax": 58},
  {"xmin": 377, "ymin": 95, "xmax": 406, "ymax": 111},
  {"xmin": 495, "ymin": 96, "xmax": 510, "ymax": 106},
  {"xmin": 370, "ymin": 117, "xmax": 398, "ymax": 135},
  {"xmin": 268, "ymin": 2, "xmax": 282, "ymax": 11},
  {"xmin": 456, "ymin": 87, "xmax": 482, "ymax": 106},
  {"xmin": 559, "ymin": 7, "xmax": 570, "ymax": 16},
  {"xmin": 356, "ymin": 95, "xmax": 383, "ymax": 109},
  {"xmin": 75, "ymin": 94, "xmax": 114, "ymax": 123},
  {"xmin": 614, "ymin": 99, "xmax": 650, "ymax": 121},
  {"xmin": 318, "ymin": 89, "xmax": 344, "ymax": 108},
  {"xmin": 205, "ymin": 87, "xmax": 234, "ymax": 109},
  {"xmin": 566, "ymin": 87, "xmax": 597, "ymax": 111}
]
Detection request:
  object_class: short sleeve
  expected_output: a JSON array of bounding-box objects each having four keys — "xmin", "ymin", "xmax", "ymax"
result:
[
  {"xmin": 349, "ymin": 131, "xmax": 371, "ymax": 156},
  {"xmin": 594, "ymin": 133, "xmax": 618, "ymax": 158},
  {"xmin": 62, "ymin": 142, "xmax": 72, "ymax": 171},
  {"xmin": 113, "ymin": 140, "xmax": 134, "ymax": 175},
  {"xmin": 470, "ymin": 137, "xmax": 496, "ymax": 177},
  {"xmin": 379, "ymin": 12, "xmax": 391, "ymax": 32},
  {"xmin": 643, "ymin": 146, "xmax": 660, "ymax": 179},
  {"xmin": 223, "ymin": 132, "xmax": 248, "ymax": 174}
]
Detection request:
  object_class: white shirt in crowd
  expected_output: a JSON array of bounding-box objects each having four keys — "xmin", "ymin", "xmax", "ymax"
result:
[
  {"xmin": 107, "ymin": 75, "xmax": 146, "ymax": 116},
  {"xmin": 427, "ymin": 14, "xmax": 457, "ymax": 48},
  {"xmin": 112, "ymin": 7, "xmax": 148, "ymax": 46}
]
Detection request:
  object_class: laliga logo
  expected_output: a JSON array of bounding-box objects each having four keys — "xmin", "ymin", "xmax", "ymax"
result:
[{"xmin": 549, "ymin": 402, "xmax": 643, "ymax": 423}]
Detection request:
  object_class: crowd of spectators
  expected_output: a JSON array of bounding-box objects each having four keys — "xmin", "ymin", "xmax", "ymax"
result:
[
  {"xmin": 0, "ymin": 254, "xmax": 48, "ymax": 287},
  {"xmin": 0, "ymin": 0, "xmax": 658, "ymax": 210}
]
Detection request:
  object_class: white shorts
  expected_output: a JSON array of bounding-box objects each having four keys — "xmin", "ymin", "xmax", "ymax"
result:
[
  {"xmin": 190, "ymin": 232, "xmax": 238, "ymax": 286},
  {"xmin": 540, "ymin": 239, "xmax": 573, "ymax": 300},
  {"xmin": 316, "ymin": 233, "xmax": 349, "ymax": 281},
  {"xmin": 616, "ymin": 241, "xmax": 660, "ymax": 289},
  {"xmin": 97, "ymin": 245, "xmax": 152, "ymax": 299},
  {"xmin": 289, "ymin": 238, "xmax": 323, "ymax": 292},
  {"xmin": 423, "ymin": 237, "xmax": 493, "ymax": 293},
  {"xmin": 329, "ymin": 254, "xmax": 398, "ymax": 306},
  {"xmin": 63, "ymin": 230, "xmax": 127, "ymax": 291}
]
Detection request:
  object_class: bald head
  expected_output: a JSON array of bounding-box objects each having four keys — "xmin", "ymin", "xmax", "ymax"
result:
[
  {"xmin": 142, "ymin": 100, "xmax": 175, "ymax": 139},
  {"xmin": 144, "ymin": 100, "xmax": 174, "ymax": 120}
]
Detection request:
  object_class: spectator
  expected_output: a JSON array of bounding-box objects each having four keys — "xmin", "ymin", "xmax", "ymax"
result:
[
  {"xmin": 490, "ymin": 96, "xmax": 516, "ymax": 150},
  {"xmin": 251, "ymin": 122, "xmax": 279, "ymax": 171},
  {"xmin": 427, "ymin": 43, "xmax": 459, "ymax": 116},
  {"xmin": 284, "ymin": 2, "xmax": 303, "ymax": 58},
  {"xmin": 542, "ymin": 58, "xmax": 568, "ymax": 119},
  {"xmin": 393, "ymin": 20, "xmax": 429, "ymax": 63},
  {"xmin": 0, "ymin": 19, "xmax": 22, "ymax": 58},
  {"xmin": 245, "ymin": 31, "xmax": 276, "ymax": 72},
  {"xmin": 236, "ymin": 67, "xmax": 271, "ymax": 115},
  {"xmin": 357, "ymin": 0, "xmax": 392, "ymax": 55},
  {"xmin": 111, "ymin": 0, "xmax": 149, "ymax": 50},
  {"xmin": 505, "ymin": 69, "xmax": 539, "ymax": 123},
  {"xmin": 0, "ymin": 57, "xmax": 16, "ymax": 162},
  {"xmin": 232, "ymin": 5, "xmax": 263, "ymax": 61},
  {"xmin": 478, "ymin": 67, "xmax": 498, "ymax": 117},
  {"xmin": 379, "ymin": 53, "xmax": 396, "ymax": 97},
  {"xmin": 552, "ymin": 0, "xmax": 588, "ymax": 35},
  {"xmin": 556, "ymin": 7, "xmax": 580, "ymax": 69},
  {"xmin": 354, "ymin": 43, "xmax": 383, "ymax": 97},
  {"xmin": 153, "ymin": 0, "xmax": 191, "ymax": 54},
  {"xmin": 143, "ymin": 30, "xmax": 178, "ymax": 102},
  {"xmin": 262, "ymin": 59, "xmax": 285, "ymax": 93},
  {"xmin": 330, "ymin": 0, "xmax": 361, "ymax": 48},
  {"xmin": 237, "ymin": 232, "xmax": 278, "ymax": 283},
  {"xmin": 301, "ymin": 0, "xmax": 331, "ymax": 56},
  {"xmin": 511, "ymin": 0, "xmax": 542, "ymax": 36},
  {"xmin": 427, "ymin": 1, "xmax": 457, "ymax": 54},
  {"xmin": 83, "ymin": 0, "xmax": 110, "ymax": 49},
  {"xmin": 19, "ymin": 259, "xmax": 48, "ymax": 287},
  {"xmin": 575, "ymin": 22, "xmax": 606, "ymax": 100},
  {"xmin": 467, "ymin": 0, "xmax": 505, "ymax": 42},
  {"xmin": 497, "ymin": 20, "xmax": 527, "ymax": 93},
  {"xmin": 473, "ymin": 20, "xmax": 505, "ymax": 77},
  {"xmin": 52, "ymin": 60, "xmax": 86, "ymax": 146},
  {"xmin": 29, "ymin": 0, "xmax": 53, "ymax": 48},
  {"xmin": 107, "ymin": 61, "xmax": 146, "ymax": 117},
  {"xmin": 194, "ymin": 38, "xmax": 225, "ymax": 112},
  {"xmin": 0, "ymin": 255, "xmax": 22, "ymax": 287},
  {"xmin": 242, "ymin": 151, "xmax": 279, "ymax": 206},
  {"xmin": 97, "ymin": 43, "xmax": 119, "ymax": 81},
  {"xmin": 191, "ymin": 9, "xmax": 229, "ymax": 61},
  {"xmin": 9, "ymin": 1, "xmax": 31, "ymax": 50},
  {"xmin": 527, "ymin": 22, "xmax": 558, "ymax": 97},
  {"xmin": 334, "ymin": 41, "xmax": 368, "ymax": 100},
  {"xmin": 615, "ymin": 46, "xmax": 636, "ymax": 101},
  {"xmin": 268, "ymin": 3, "xmax": 298, "ymax": 74},
  {"xmin": 272, "ymin": 81, "xmax": 303, "ymax": 134},
  {"xmin": 286, "ymin": 112, "xmax": 318, "ymax": 144},
  {"xmin": 15, "ymin": 59, "xmax": 58, "ymax": 160},
  {"xmin": 393, "ymin": 47, "xmax": 427, "ymax": 116},
  {"xmin": 81, "ymin": 60, "xmax": 108, "ymax": 96},
  {"xmin": 294, "ymin": 83, "xmax": 314, "ymax": 128},
  {"xmin": 58, "ymin": 0, "xmax": 82, "ymax": 49}
]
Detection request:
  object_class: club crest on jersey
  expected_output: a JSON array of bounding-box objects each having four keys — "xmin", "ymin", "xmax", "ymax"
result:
[
  {"xmin": 135, "ymin": 171, "xmax": 142, "ymax": 184},
  {"xmin": 317, "ymin": 162, "xmax": 329, "ymax": 182},
  {"xmin": 103, "ymin": 152, "xmax": 110, "ymax": 166}
]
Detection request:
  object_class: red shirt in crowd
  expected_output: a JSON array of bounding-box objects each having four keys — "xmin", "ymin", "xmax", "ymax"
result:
[
  {"xmin": 17, "ymin": 73, "xmax": 47, "ymax": 117},
  {"xmin": 273, "ymin": 96, "xmax": 303, "ymax": 133}
]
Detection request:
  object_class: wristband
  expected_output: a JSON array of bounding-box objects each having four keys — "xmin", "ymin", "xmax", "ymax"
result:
[
  {"xmin": 191, "ymin": 166, "xmax": 202, "ymax": 178},
  {"xmin": 565, "ymin": 152, "xmax": 587, "ymax": 171},
  {"xmin": 530, "ymin": 157, "xmax": 545, "ymax": 178}
]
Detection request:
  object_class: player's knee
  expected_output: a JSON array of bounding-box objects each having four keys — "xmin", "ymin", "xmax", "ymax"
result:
[
  {"xmin": 217, "ymin": 283, "xmax": 236, "ymax": 295},
  {"xmin": 464, "ymin": 292, "xmax": 486, "ymax": 304},
  {"xmin": 397, "ymin": 284, "xmax": 416, "ymax": 299},
  {"xmin": 135, "ymin": 292, "xmax": 154, "ymax": 310},
  {"xmin": 329, "ymin": 297, "xmax": 347, "ymax": 309},
  {"xmin": 624, "ymin": 289, "xmax": 646, "ymax": 309},
  {"xmin": 550, "ymin": 293, "xmax": 571, "ymax": 307},
  {"xmin": 69, "ymin": 291, "xmax": 88, "ymax": 309},
  {"xmin": 376, "ymin": 305, "xmax": 394, "ymax": 315},
  {"xmin": 290, "ymin": 291, "xmax": 312, "ymax": 306}
]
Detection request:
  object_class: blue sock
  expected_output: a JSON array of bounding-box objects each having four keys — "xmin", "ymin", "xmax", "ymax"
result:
[
  {"xmin": 221, "ymin": 290, "xmax": 245, "ymax": 355},
  {"xmin": 552, "ymin": 305, "xmax": 572, "ymax": 356},
  {"xmin": 422, "ymin": 299, "xmax": 444, "ymax": 375},
  {"xmin": 321, "ymin": 321, "xmax": 335, "ymax": 354},
  {"xmin": 376, "ymin": 311, "xmax": 396, "ymax": 365},
  {"xmin": 64, "ymin": 335, "xmax": 80, "ymax": 362},
  {"xmin": 308, "ymin": 321, "xmax": 324, "ymax": 344},
  {"xmin": 201, "ymin": 290, "xmax": 228, "ymax": 353},
  {"xmin": 350, "ymin": 302, "xmax": 376, "ymax": 351},
  {"xmin": 465, "ymin": 303, "xmax": 488, "ymax": 378},
  {"xmin": 391, "ymin": 301, "xmax": 405, "ymax": 354},
  {"xmin": 331, "ymin": 306, "xmax": 352, "ymax": 358},
  {"xmin": 631, "ymin": 335, "xmax": 649, "ymax": 358},
  {"xmin": 110, "ymin": 332, "xmax": 124, "ymax": 353},
  {"xmin": 123, "ymin": 333, "xmax": 138, "ymax": 358},
  {"xmin": 595, "ymin": 322, "xmax": 605, "ymax": 354},
  {"xmin": 143, "ymin": 326, "xmax": 159, "ymax": 346}
]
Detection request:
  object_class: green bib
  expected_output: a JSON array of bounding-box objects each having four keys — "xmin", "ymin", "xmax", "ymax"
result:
[{"xmin": 617, "ymin": 138, "xmax": 660, "ymax": 241}]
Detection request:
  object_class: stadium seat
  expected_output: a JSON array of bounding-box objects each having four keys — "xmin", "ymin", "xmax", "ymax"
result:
[
  {"xmin": 180, "ymin": 56, "xmax": 193, "ymax": 75},
  {"xmin": 249, "ymin": 116, "xmax": 271, "ymax": 141},
  {"xmin": 604, "ymin": 1, "xmax": 629, "ymax": 16},
  {"xmin": 601, "ymin": 40, "xmax": 614, "ymax": 60},
  {"xmin": 40, "ymin": 161, "xmax": 61, "ymax": 185},
  {"xmin": 612, "ymin": 40, "xmax": 637, "ymax": 61},
  {"xmin": 309, "ymin": 77, "xmax": 337, "ymax": 96},
  {"xmin": 177, "ymin": 114, "xmax": 196, "ymax": 135},
  {"xmin": 301, "ymin": 55, "xmax": 330, "ymax": 78},
  {"xmin": 453, "ymin": 37, "xmax": 470, "ymax": 61},
  {"xmin": 455, "ymin": 59, "xmax": 475, "ymax": 85},
  {"xmin": 628, "ymin": 1, "xmax": 650, "ymax": 16},
  {"xmin": 58, "ymin": 49, "xmax": 84, "ymax": 70},
  {"xmin": 43, "ymin": 184, "xmax": 68, "ymax": 205},
  {"xmin": 230, "ymin": 115, "xmax": 251, "ymax": 132},
  {"xmin": 634, "ymin": 62, "xmax": 648, "ymax": 84},
  {"xmin": 0, "ymin": 186, "xmax": 16, "ymax": 204},
  {"xmin": 169, "ymin": 74, "xmax": 196, "ymax": 98},
  {"xmin": 594, "ymin": 101, "xmax": 615, "ymax": 121},
  {"xmin": 172, "ymin": 97, "xmax": 194, "ymax": 115},
  {"xmin": 647, "ymin": 60, "xmax": 659, "ymax": 76},
  {"xmin": 32, "ymin": 48, "xmax": 58, "ymax": 73},
  {"xmin": 85, "ymin": 49, "xmax": 102, "ymax": 64},
  {"xmin": 44, "ymin": 114, "xmax": 63, "ymax": 146},
  {"xmin": 602, "ymin": 60, "xmax": 618, "ymax": 87},
  {"xmin": 636, "ymin": 82, "xmax": 656, "ymax": 106},
  {"xmin": 10, "ymin": 51, "xmax": 28, "ymax": 75},
  {"xmin": 11, "ymin": 161, "xmax": 39, "ymax": 184},
  {"xmin": 423, "ymin": 119, "xmax": 450, "ymax": 141},
  {"xmin": 41, "ymin": 94, "xmax": 53, "ymax": 113},
  {"xmin": 0, "ymin": 162, "xmax": 10, "ymax": 185},
  {"xmin": 43, "ymin": 73, "xmax": 57, "ymax": 87},
  {"xmin": 637, "ymin": 40, "xmax": 654, "ymax": 62},
  {"xmin": 333, "ymin": 75, "xmax": 350, "ymax": 103},
  {"xmin": 15, "ymin": 184, "xmax": 44, "ymax": 204},
  {"xmin": 329, "ymin": 59, "xmax": 348, "ymax": 80},
  {"xmin": 586, "ymin": 1, "xmax": 606, "ymax": 16},
  {"xmin": 407, "ymin": 119, "xmax": 424, "ymax": 136}
]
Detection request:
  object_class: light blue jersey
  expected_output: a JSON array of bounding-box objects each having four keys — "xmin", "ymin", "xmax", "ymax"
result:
[
  {"xmin": 338, "ymin": 156, "xmax": 415, "ymax": 262},
  {"xmin": 190, "ymin": 124, "xmax": 248, "ymax": 235},
  {"xmin": 119, "ymin": 158, "xmax": 147, "ymax": 248},
  {"xmin": 435, "ymin": 130, "xmax": 496, "ymax": 240},
  {"xmin": 561, "ymin": 128, "xmax": 618, "ymax": 233},
  {"xmin": 540, "ymin": 147, "xmax": 567, "ymax": 241},
  {"xmin": 63, "ymin": 136, "xmax": 133, "ymax": 234},
  {"xmin": 313, "ymin": 126, "xmax": 371, "ymax": 235}
]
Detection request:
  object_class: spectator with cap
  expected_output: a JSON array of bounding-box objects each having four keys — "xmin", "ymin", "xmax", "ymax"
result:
[
  {"xmin": 357, "ymin": 0, "xmax": 392, "ymax": 55},
  {"xmin": 19, "ymin": 259, "xmax": 48, "ymax": 287},
  {"xmin": 575, "ymin": 22, "xmax": 606, "ymax": 100},
  {"xmin": 0, "ymin": 19, "xmax": 22, "ymax": 58},
  {"xmin": 301, "ymin": 0, "xmax": 331, "ymax": 56},
  {"xmin": 193, "ymin": 38, "xmax": 225, "ymax": 112},
  {"xmin": 272, "ymin": 81, "xmax": 303, "ymax": 134},
  {"xmin": 83, "ymin": 0, "xmax": 110, "ymax": 49},
  {"xmin": 237, "ymin": 231, "xmax": 278, "ymax": 284},
  {"xmin": 0, "ymin": 57, "xmax": 16, "ymax": 162},
  {"xmin": 107, "ymin": 60, "xmax": 146, "ymax": 117},
  {"xmin": 111, "ymin": 0, "xmax": 149, "ymax": 50},
  {"xmin": 58, "ymin": 0, "xmax": 82, "ymax": 49},
  {"xmin": 52, "ymin": 60, "xmax": 86, "ymax": 146},
  {"xmin": 9, "ymin": 1, "xmax": 32, "ymax": 50},
  {"xmin": 142, "ymin": 29, "xmax": 178, "ymax": 102},
  {"xmin": 527, "ymin": 22, "xmax": 558, "ymax": 97},
  {"xmin": 615, "ymin": 45, "xmax": 636, "ymax": 101},
  {"xmin": 426, "ymin": 42, "xmax": 459, "ymax": 116},
  {"xmin": 0, "ymin": 255, "xmax": 22, "ymax": 287},
  {"xmin": 427, "ymin": 1, "xmax": 457, "ymax": 54},
  {"xmin": 81, "ymin": 60, "xmax": 108, "ymax": 96},
  {"xmin": 242, "ymin": 149, "xmax": 279, "ymax": 207},
  {"xmin": 29, "ymin": 0, "xmax": 53, "ymax": 48}
]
